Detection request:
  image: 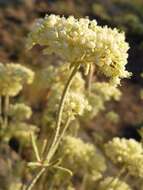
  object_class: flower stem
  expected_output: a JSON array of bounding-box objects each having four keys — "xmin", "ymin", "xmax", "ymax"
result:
[
  {"xmin": 46, "ymin": 63, "xmax": 80, "ymax": 162},
  {"xmin": 26, "ymin": 118, "xmax": 71, "ymax": 190},
  {"xmin": 46, "ymin": 117, "xmax": 71, "ymax": 162},
  {"xmin": 25, "ymin": 168, "xmax": 46, "ymax": 190},
  {"xmin": 25, "ymin": 64, "xmax": 80, "ymax": 190}
]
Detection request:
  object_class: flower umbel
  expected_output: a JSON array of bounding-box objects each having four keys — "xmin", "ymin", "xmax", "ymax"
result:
[
  {"xmin": 105, "ymin": 137, "xmax": 143, "ymax": 178},
  {"xmin": 60, "ymin": 135, "xmax": 106, "ymax": 180},
  {"xmin": 27, "ymin": 14, "xmax": 130, "ymax": 84},
  {"xmin": 0, "ymin": 63, "xmax": 34, "ymax": 96}
]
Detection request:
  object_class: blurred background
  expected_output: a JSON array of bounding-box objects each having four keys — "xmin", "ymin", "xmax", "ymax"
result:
[{"xmin": 1, "ymin": 0, "xmax": 143, "ymax": 137}]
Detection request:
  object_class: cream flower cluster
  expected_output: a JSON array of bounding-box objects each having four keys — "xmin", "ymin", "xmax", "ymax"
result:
[
  {"xmin": 42, "ymin": 64, "xmax": 90, "ymax": 128},
  {"xmin": 106, "ymin": 111, "xmax": 119, "ymax": 124},
  {"xmin": 27, "ymin": 14, "xmax": 130, "ymax": 84},
  {"xmin": 60, "ymin": 136, "xmax": 106, "ymax": 180},
  {"xmin": 67, "ymin": 186, "xmax": 75, "ymax": 190},
  {"xmin": 0, "ymin": 63, "xmax": 34, "ymax": 96},
  {"xmin": 91, "ymin": 82, "xmax": 121, "ymax": 101},
  {"xmin": 43, "ymin": 89, "xmax": 91, "ymax": 128},
  {"xmin": 99, "ymin": 177, "xmax": 132, "ymax": 190},
  {"xmin": 127, "ymin": 155, "xmax": 143, "ymax": 178},
  {"xmin": 6, "ymin": 122, "xmax": 38, "ymax": 145},
  {"xmin": 85, "ymin": 82, "xmax": 121, "ymax": 120},
  {"xmin": 44, "ymin": 63, "xmax": 85, "ymax": 92},
  {"xmin": 9, "ymin": 182, "xmax": 22, "ymax": 190},
  {"xmin": 105, "ymin": 138, "xmax": 143, "ymax": 177},
  {"xmin": 36, "ymin": 63, "xmax": 85, "ymax": 96},
  {"xmin": 8, "ymin": 103, "xmax": 32, "ymax": 121},
  {"xmin": 64, "ymin": 92, "xmax": 91, "ymax": 119}
]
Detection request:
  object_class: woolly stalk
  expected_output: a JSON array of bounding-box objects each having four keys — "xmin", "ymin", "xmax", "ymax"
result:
[
  {"xmin": 46, "ymin": 117, "xmax": 71, "ymax": 162},
  {"xmin": 26, "ymin": 117, "xmax": 71, "ymax": 190},
  {"xmin": 25, "ymin": 168, "xmax": 46, "ymax": 190},
  {"xmin": 25, "ymin": 64, "xmax": 80, "ymax": 190},
  {"xmin": 46, "ymin": 63, "xmax": 80, "ymax": 161}
]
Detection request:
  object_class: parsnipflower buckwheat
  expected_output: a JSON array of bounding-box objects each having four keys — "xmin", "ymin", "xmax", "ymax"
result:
[
  {"xmin": 0, "ymin": 63, "xmax": 34, "ymax": 96},
  {"xmin": 60, "ymin": 136, "xmax": 106, "ymax": 180},
  {"xmin": 105, "ymin": 137, "xmax": 143, "ymax": 178},
  {"xmin": 27, "ymin": 14, "xmax": 130, "ymax": 84},
  {"xmin": 8, "ymin": 103, "xmax": 32, "ymax": 121}
]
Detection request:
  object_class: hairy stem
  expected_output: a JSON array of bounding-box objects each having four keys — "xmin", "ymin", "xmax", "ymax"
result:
[
  {"xmin": 25, "ymin": 64, "xmax": 80, "ymax": 190},
  {"xmin": 25, "ymin": 168, "xmax": 46, "ymax": 190},
  {"xmin": 46, "ymin": 117, "xmax": 71, "ymax": 162},
  {"xmin": 46, "ymin": 64, "xmax": 80, "ymax": 161},
  {"xmin": 26, "ymin": 118, "xmax": 71, "ymax": 190}
]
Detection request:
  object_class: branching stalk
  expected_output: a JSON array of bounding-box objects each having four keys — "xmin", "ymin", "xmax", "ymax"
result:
[
  {"xmin": 25, "ymin": 168, "xmax": 46, "ymax": 190},
  {"xmin": 26, "ymin": 64, "xmax": 80, "ymax": 190},
  {"xmin": 46, "ymin": 117, "xmax": 71, "ymax": 162},
  {"xmin": 46, "ymin": 64, "xmax": 80, "ymax": 161}
]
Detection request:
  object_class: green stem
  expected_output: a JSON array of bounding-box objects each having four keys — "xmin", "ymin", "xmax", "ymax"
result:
[
  {"xmin": 25, "ymin": 168, "xmax": 46, "ymax": 190},
  {"xmin": 26, "ymin": 118, "xmax": 71, "ymax": 190},
  {"xmin": 46, "ymin": 64, "xmax": 80, "ymax": 161},
  {"xmin": 46, "ymin": 117, "xmax": 71, "ymax": 162},
  {"xmin": 25, "ymin": 64, "xmax": 80, "ymax": 190}
]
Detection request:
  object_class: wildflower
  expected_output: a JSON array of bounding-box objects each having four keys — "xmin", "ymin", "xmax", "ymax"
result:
[
  {"xmin": 42, "ymin": 64, "xmax": 90, "ymax": 128},
  {"xmin": 67, "ymin": 186, "xmax": 75, "ymax": 190},
  {"xmin": 84, "ymin": 82, "xmax": 121, "ymax": 120},
  {"xmin": 60, "ymin": 136, "xmax": 106, "ymax": 180},
  {"xmin": 91, "ymin": 82, "xmax": 121, "ymax": 101},
  {"xmin": 99, "ymin": 177, "xmax": 132, "ymax": 190},
  {"xmin": 105, "ymin": 137, "xmax": 143, "ymax": 177},
  {"xmin": 43, "ymin": 90, "xmax": 91, "ymax": 128},
  {"xmin": 105, "ymin": 138, "xmax": 143, "ymax": 163},
  {"xmin": 106, "ymin": 111, "xmax": 119, "ymax": 124},
  {"xmin": 8, "ymin": 103, "xmax": 32, "ymax": 121},
  {"xmin": 27, "ymin": 14, "xmax": 130, "ymax": 84},
  {"xmin": 35, "ymin": 63, "xmax": 85, "ymax": 98},
  {"xmin": 7, "ymin": 122, "xmax": 38, "ymax": 145},
  {"xmin": 64, "ymin": 92, "xmax": 91, "ymax": 119},
  {"xmin": 9, "ymin": 181, "xmax": 22, "ymax": 190},
  {"xmin": 127, "ymin": 155, "xmax": 143, "ymax": 178},
  {"xmin": 0, "ymin": 63, "xmax": 34, "ymax": 96}
]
